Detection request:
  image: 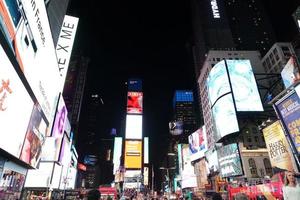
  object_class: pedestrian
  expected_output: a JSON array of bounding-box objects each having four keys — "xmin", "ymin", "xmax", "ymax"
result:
[
  {"xmin": 282, "ymin": 171, "xmax": 300, "ymax": 200},
  {"xmin": 87, "ymin": 189, "xmax": 101, "ymax": 200}
]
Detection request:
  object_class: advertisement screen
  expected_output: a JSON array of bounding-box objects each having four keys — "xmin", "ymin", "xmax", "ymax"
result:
[
  {"xmin": 143, "ymin": 167, "xmax": 149, "ymax": 186},
  {"xmin": 125, "ymin": 115, "xmax": 143, "ymax": 139},
  {"xmin": 205, "ymin": 149, "xmax": 219, "ymax": 173},
  {"xmin": 212, "ymin": 93, "xmax": 239, "ymax": 142},
  {"xmin": 0, "ymin": 0, "xmax": 61, "ymax": 121},
  {"xmin": 0, "ymin": 45, "xmax": 34, "ymax": 158},
  {"xmin": 188, "ymin": 126, "xmax": 208, "ymax": 161},
  {"xmin": 227, "ymin": 60, "xmax": 263, "ymax": 111},
  {"xmin": 59, "ymin": 134, "xmax": 72, "ymax": 166},
  {"xmin": 51, "ymin": 163, "xmax": 62, "ymax": 189},
  {"xmin": 24, "ymin": 162, "xmax": 53, "ymax": 188},
  {"xmin": 169, "ymin": 121, "xmax": 184, "ymax": 135},
  {"xmin": 19, "ymin": 104, "xmax": 48, "ymax": 168},
  {"xmin": 144, "ymin": 137, "xmax": 149, "ymax": 164},
  {"xmin": 127, "ymin": 92, "xmax": 143, "ymax": 114},
  {"xmin": 124, "ymin": 140, "xmax": 142, "ymax": 169},
  {"xmin": 263, "ymin": 121, "xmax": 294, "ymax": 171},
  {"xmin": 217, "ymin": 143, "xmax": 243, "ymax": 178},
  {"xmin": 113, "ymin": 137, "xmax": 123, "ymax": 174},
  {"xmin": 40, "ymin": 137, "xmax": 62, "ymax": 162},
  {"xmin": 181, "ymin": 144, "xmax": 197, "ymax": 189},
  {"xmin": 281, "ymin": 56, "xmax": 300, "ymax": 89},
  {"xmin": 275, "ymin": 92, "xmax": 300, "ymax": 154},
  {"xmin": 51, "ymin": 95, "xmax": 68, "ymax": 138},
  {"xmin": 207, "ymin": 60, "xmax": 230, "ymax": 106}
]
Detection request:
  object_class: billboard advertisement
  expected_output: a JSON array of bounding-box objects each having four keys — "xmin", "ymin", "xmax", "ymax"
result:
[
  {"xmin": 275, "ymin": 92, "xmax": 300, "ymax": 154},
  {"xmin": 125, "ymin": 115, "xmax": 143, "ymax": 139},
  {"xmin": 212, "ymin": 93, "xmax": 239, "ymax": 142},
  {"xmin": 217, "ymin": 143, "xmax": 243, "ymax": 178},
  {"xmin": 181, "ymin": 144, "xmax": 197, "ymax": 189},
  {"xmin": 19, "ymin": 104, "xmax": 48, "ymax": 168},
  {"xmin": 59, "ymin": 134, "xmax": 72, "ymax": 166},
  {"xmin": 143, "ymin": 167, "xmax": 149, "ymax": 186},
  {"xmin": 188, "ymin": 126, "xmax": 208, "ymax": 161},
  {"xmin": 51, "ymin": 95, "xmax": 68, "ymax": 138},
  {"xmin": 205, "ymin": 149, "xmax": 219, "ymax": 173},
  {"xmin": 113, "ymin": 137, "xmax": 123, "ymax": 174},
  {"xmin": 227, "ymin": 60, "xmax": 263, "ymax": 111},
  {"xmin": 281, "ymin": 56, "xmax": 300, "ymax": 89},
  {"xmin": 128, "ymin": 79, "xmax": 142, "ymax": 92},
  {"xmin": 124, "ymin": 140, "xmax": 142, "ymax": 169},
  {"xmin": 24, "ymin": 162, "xmax": 53, "ymax": 188},
  {"xmin": 0, "ymin": 0, "xmax": 61, "ymax": 121},
  {"xmin": 207, "ymin": 60, "xmax": 230, "ymax": 106},
  {"xmin": 127, "ymin": 92, "xmax": 143, "ymax": 114},
  {"xmin": 144, "ymin": 137, "xmax": 149, "ymax": 164},
  {"xmin": 0, "ymin": 45, "xmax": 34, "ymax": 158},
  {"xmin": 263, "ymin": 121, "xmax": 294, "ymax": 171},
  {"xmin": 169, "ymin": 121, "xmax": 184, "ymax": 135}
]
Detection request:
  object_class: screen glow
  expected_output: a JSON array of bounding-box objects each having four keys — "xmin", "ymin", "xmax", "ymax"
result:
[{"xmin": 125, "ymin": 115, "xmax": 143, "ymax": 139}]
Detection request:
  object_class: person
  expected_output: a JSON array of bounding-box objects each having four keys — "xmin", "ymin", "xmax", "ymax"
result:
[
  {"xmin": 282, "ymin": 171, "xmax": 300, "ymax": 200},
  {"xmin": 87, "ymin": 189, "xmax": 101, "ymax": 200},
  {"xmin": 233, "ymin": 193, "xmax": 248, "ymax": 200}
]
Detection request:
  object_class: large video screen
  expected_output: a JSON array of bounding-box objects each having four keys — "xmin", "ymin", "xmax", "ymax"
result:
[
  {"xmin": 0, "ymin": 0, "xmax": 61, "ymax": 121},
  {"xmin": 125, "ymin": 115, "xmax": 143, "ymax": 139},
  {"xmin": 127, "ymin": 92, "xmax": 143, "ymax": 114},
  {"xmin": 124, "ymin": 140, "xmax": 142, "ymax": 169},
  {"xmin": 0, "ymin": 45, "xmax": 34, "ymax": 158},
  {"xmin": 227, "ymin": 60, "xmax": 263, "ymax": 111},
  {"xmin": 59, "ymin": 134, "xmax": 72, "ymax": 166},
  {"xmin": 207, "ymin": 60, "xmax": 230, "ymax": 106},
  {"xmin": 144, "ymin": 137, "xmax": 149, "ymax": 164},
  {"xmin": 205, "ymin": 148, "xmax": 219, "ymax": 173},
  {"xmin": 188, "ymin": 126, "xmax": 208, "ymax": 161},
  {"xmin": 24, "ymin": 162, "xmax": 54, "ymax": 188},
  {"xmin": 212, "ymin": 93, "xmax": 239, "ymax": 142},
  {"xmin": 51, "ymin": 95, "xmax": 68, "ymax": 138},
  {"xmin": 281, "ymin": 56, "xmax": 300, "ymax": 89},
  {"xmin": 113, "ymin": 137, "xmax": 123, "ymax": 174},
  {"xmin": 40, "ymin": 137, "xmax": 62, "ymax": 162},
  {"xmin": 217, "ymin": 143, "xmax": 243, "ymax": 178}
]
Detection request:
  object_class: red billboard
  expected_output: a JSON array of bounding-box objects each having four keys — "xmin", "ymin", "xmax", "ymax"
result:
[{"xmin": 127, "ymin": 92, "xmax": 143, "ymax": 114}]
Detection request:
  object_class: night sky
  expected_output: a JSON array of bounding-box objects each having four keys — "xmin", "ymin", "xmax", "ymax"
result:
[{"xmin": 67, "ymin": 0, "xmax": 300, "ymax": 186}]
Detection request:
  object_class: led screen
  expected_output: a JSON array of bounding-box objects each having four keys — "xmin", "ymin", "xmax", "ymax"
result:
[
  {"xmin": 144, "ymin": 137, "xmax": 149, "ymax": 164},
  {"xmin": 52, "ymin": 95, "xmax": 68, "ymax": 138},
  {"xmin": 127, "ymin": 92, "xmax": 143, "ymax": 114},
  {"xmin": 227, "ymin": 60, "xmax": 263, "ymax": 111},
  {"xmin": 169, "ymin": 121, "xmax": 183, "ymax": 135},
  {"xmin": 124, "ymin": 140, "xmax": 142, "ymax": 169},
  {"xmin": 0, "ymin": 0, "xmax": 61, "ymax": 121},
  {"xmin": 24, "ymin": 162, "xmax": 54, "ymax": 188},
  {"xmin": 143, "ymin": 167, "xmax": 149, "ymax": 186},
  {"xmin": 181, "ymin": 144, "xmax": 197, "ymax": 189},
  {"xmin": 59, "ymin": 134, "xmax": 72, "ymax": 166},
  {"xmin": 125, "ymin": 115, "xmax": 143, "ymax": 139},
  {"xmin": 217, "ymin": 143, "xmax": 243, "ymax": 178},
  {"xmin": 0, "ymin": 45, "xmax": 34, "ymax": 158},
  {"xmin": 281, "ymin": 56, "xmax": 300, "ymax": 89},
  {"xmin": 51, "ymin": 163, "xmax": 62, "ymax": 189},
  {"xmin": 207, "ymin": 60, "xmax": 230, "ymax": 106},
  {"xmin": 188, "ymin": 126, "xmax": 208, "ymax": 161},
  {"xmin": 205, "ymin": 149, "xmax": 219, "ymax": 173},
  {"xmin": 212, "ymin": 93, "xmax": 239, "ymax": 142},
  {"xmin": 113, "ymin": 137, "xmax": 123, "ymax": 174}
]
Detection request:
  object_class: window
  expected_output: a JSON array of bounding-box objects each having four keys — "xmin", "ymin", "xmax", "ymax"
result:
[
  {"xmin": 264, "ymin": 158, "xmax": 273, "ymax": 176},
  {"xmin": 249, "ymin": 158, "xmax": 258, "ymax": 177}
]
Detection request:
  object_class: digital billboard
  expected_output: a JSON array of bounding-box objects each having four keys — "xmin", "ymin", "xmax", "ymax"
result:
[
  {"xmin": 181, "ymin": 144, "xmax": 197, "ymax": 189},
  {"xmin": 227, "ymin": 60, "xmax": 263, "ymax": 111},
  {"xmin": 188, "ymin": 126, "xmax": 208, "ymax": 161},
  {"xmin": 0, "ymin": 0, "xmax": 61, "ymax": 121},
  {"xmin": 212, "ymin": 93, "xmax": 239, "ymax": 142},
  {"xmin": 124, "ymin": 140, "xmax": 142, "ymax": 169},
  {"xmin": 263, "ymin": 121, "xmax": 294, "ymax": 171},
  {"xmin": 0, "ymin": 45, "xmax": 34, "ymax": 158},
  {"xmin": 281, "ymin": 56, "xmax": 300, "ymax": 89},
  {"xmin": 125, "ymin": 115, "xmax": 143, "ymax": 139},
  {"xmin": 113, "ymin": 137, "xmax": 123, "ymax": 174},
  {"xmin": 127, "ymin": 92, "xmax": 143, "ymax": 114},
  {"xmin": 169, "ymin": 121, "xmax": 184, "ymax": 136},
  {"xmin": 144, "ymin": 137, "xmax": 149, "ymax": 164},
  {"xmin": 205, "ymin": 148, "xmax": 219, "ymax": 173},
  {"xmin": 24, "ymin": 162, "xmax": 54, "ymax": 188},
  {"xmin": 207, "ymin": 60, "xmax": 230, "ymax": 106},
  {"xmin": 59, "ymin": 134, "xmax": 72, "ymax": 166},
  {"xmin": 275, "ymin": 92, "xmax": 300, "ymax": 154},
  {"xmin": 128, "ymin": 79, "xmax": 142, "ymax": 92},
  {"xmin": 51, "ymin": 95, "xmax": 68, "ymax": 138},
  {"xmin": 217, "ymin": 143, "xmax": 243, "ymax": 178}
]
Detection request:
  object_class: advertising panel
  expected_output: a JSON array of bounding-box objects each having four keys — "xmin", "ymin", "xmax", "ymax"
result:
[
  {"xmin": 51, "ymin": 95, "xmax": 68, "ymax": 138},
  {"xmin": 125, "ymin": 115, "xmax": 143, "ymax": 139},
  {"xmin": 40, "ymin": 137, "xmax": 61, "ymax": 162},
  {"xmin": 24, "ymin": 162, "xmax": 53, "ymax": 188},
  {"xmin": 0, "ymin": 0, "xmax": 61, "ymax": 121},
  {"xmin": 181, "ymin": 144, "xmax": 197, "ymax": 189},
  {"xmin": 169, "ymin": 121, "xmax": 184, "ymax": 136},
  {"xmin": 188, "ymin": 126, "xmax": 208, "ymax": 161},
  {"xmin": 217, "ymin": 143, "xmax": 243, "ymax": 178},
  {"xmin": 227, "ymin": 60, "xmax": 263, "ymax": 111},
  {"xmin": 281, "ymin": 56, "xmax": 300, "ymax": 89},
  {"xmin": 127, "ymin": 92, "xmax": 143, "ymax": 114},
  {"xmin": 144, "ymin": 137, "xmax": 149, "ymax": 164},
  {"xmin": 263, "ymin": 121, "xmax": 294, "ymax": 171},
  {"xmin": 143, "ymin": 167, "xmax": 149, "ymax": 186},
  {"xmin": 124, "ymin": 140, "xmax": 142, "ymax": 169},
  {"xmin": 0, "ymin": 45, "xmax": 34, "ymax": 158},
  {"xmin": 275, "ymin": 92, "xmax": 300, "ymax": 154},
  {"xmin": 51, "ymin": 163, "xmax": 62, "ymax": 189},
  {"xmin": 113, "ymin": 137, "xmax": 123, "ymax": 174},
  {"xmin": 207, "ymin": 60, "xmax": 230, "ymax": 106},
  {"xmin": 205, "ymin": 148, "xmax": 219, "ymax": 173},
  {"xmin": 128, "ymin": 79, "xmax": 142, "ymax": 92},
  {"xmin": 19, "ymin": 104, "xmax": 48, "ymax": 168},
  {"xmin": 212, "ymin": 93, "xmax": 239, "ymax": 142},
  {"xmin": 59, "ymin": 134, "xmax": 72, "ymax": 166}
]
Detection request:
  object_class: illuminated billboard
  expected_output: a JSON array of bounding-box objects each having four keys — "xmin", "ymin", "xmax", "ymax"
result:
[
  {"xmin": 169, "ymin": 121, "xmax": 184, "ymax": 135},
  {"xmin": 24, "ymin": 162, "xmax": 54, "ymax": 188},
  {"xmin": 281, "ymin": 56, "xmax": 300, "ymax": 89},
  {"xmin": 113, "ymin": 137, "xmax": 123, "ymax": 174},
  {"xmin": 263, "ymin": 121, "xmax": 294, "ymax": 171},
  {"xmin": 181, "ymin": 144, "xmax": 197, "ymax": 189},
  {"xmin": 205, "ymin": 149, "xmax": 219, "ymax": 173},
  {"xmin": 124, "ymin": 140, "xmax": 142, "ymax": 169},
  {"xmin": 0, "ymin": 0, "xmax": 61, "ymax": 121},
  {"xmin": 127, "ymin": 92, "xmax": 143, "ymax": 114},
  {"xmin": 217, "ymin": 143, "xmax": 243, "ymax": 178},
  {"xmin": 125, "ymin": 115, "xmax": 143, "ymax": 139},
  {"xmin": 59, "ymin": 134, "xmax": 72, "ymax": 166},
  {"xmin": 144, "ymin": 137, "xmax": 149, "ymax": 164},
  {"xmin": 275, "ymin": 92, "xmax": 300, "ymax": 154},
  {"xmin": 188, "ymin": 126, "xmax": 208, "ymax": 161},
  {"xmin": 0, "ymin": 45, "xmax": 34, "ymax": 158},
  {"xmin": 227, "ymin": 60, "xmax": 263, "ymax": 111},
  {"xmin": 51, "ymin": 94, "xmax": 68, "ymax": 138}
]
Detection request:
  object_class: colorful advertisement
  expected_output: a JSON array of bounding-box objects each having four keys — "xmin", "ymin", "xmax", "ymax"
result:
[
  {"xmin": 181, "ymin": 144, "xmax": 197, "ymax": 189},
  {"xmin": 124, "ymin": 140, "xmax": 142, "ymax": 169},
  {"xmin": 217, "ymin": 143, "xmax": 243, "ymax": 178},
  {"xmin": 144, "ymin": 137, "xmax": 149, "ymax": 164},
  {"xmin": 281, "ymin": 56, "xmax": 300, "ymax": 89},
  {"xmin": 143, "ymin": 167, "xmax": 149, "ymax": 186},
  {"xmin": 188, "ymin": 126, "xmax": 208, "ymax": 161},
  {"xmin": 125, "ymin": 115, "xmax": 143, "ymax": 139},
  {"xmin": 59, "ymin": 134, "xmax": 72, "ymax": 166},
  {"xmin": 169, "ymin": 121, "xmax": 184, "ymax": 135},
  {"xmin": 0, "ymin": 0, "xmax": 61, "ymax": 122},
  {"xmin": 205, "ymin": 148, "xmax": 219, "ymax": 173},
  {"xmin": 127, "ymin": 92, "xmax": 143, "ymax": 114},
  {"xmin": 0, "ymin": 45, "xmax": 34, "ymax": 158},
  {"xmin": 24, "ymin": 162, "xmax": 54, "ymax": 188},
  {"xmin": 275, "ymin": 92, "xmax": 300, "ymax": 154},
  {"xmin": 113, "ymin": 137, "xmax": 123, "ymax": 174},
  {"xmin": 263, "ymin": 121, "xmax": 294, "ymax": 171},
  {"xmin": 51, "ymin": 95, "xmax": 68, "ymax": 138},
  {"xmin": 227, "ymin": 60, "xmax": 263, "ymax": 111}
]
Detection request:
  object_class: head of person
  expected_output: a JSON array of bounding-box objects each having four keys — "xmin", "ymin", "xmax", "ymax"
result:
[
  {"xmin": 234, "ymin": 193, "xmax": 248, "ymax": 200},
  {"xmin": 87, "ymin": 189, "xmax": 101, "ymax": 200},
  {"xmin": 284, "ymin": 170, "xmax": 297, "ymax": 186},
  {"xmin": 212, "ymin": 192, "xmax": 223, "ymax": 200}
]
